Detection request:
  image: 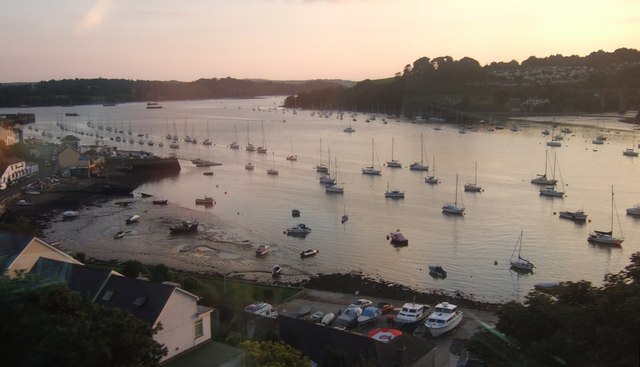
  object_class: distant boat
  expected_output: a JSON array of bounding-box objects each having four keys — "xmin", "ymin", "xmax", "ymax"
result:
[
  {"xmin": 388, "ymin": 230, "xmax": 408, "ymax": 246},
  {"xmin": 300, "ymin": 248, "xmax": 319, "ymax": 258},
  {"xmin": 125, "ymin": 214, "xmax": 140, "ymax": 224},
  {"xmin": 384, "ymin": 183, "xmax": 405, "ymax": 198},
  {"xmin": 285, "ymin": 223, "xmax": 311, "ymax": 237},
  {"xmin": 386, "ymin": 137, "xmax": 402, "ymax": 168},
  {"xmin": 509, "ymin": 231, "xmax": 534, "ymax": 272},
  {"xmin": 245, "ymin": 162, "xmax": 254, "ymax": 170},
  {"xmin": 272, "ymin": 265, "xmax": 282, "ymax": 277},
  {"xmin": 442, "ymin": 174, "xmax": 464, "ymax": 215},
  {"xmin": 255, "ymin": 244, "xmax": 270, "ymax": 257},
  {"xmin": 424, "ymin": 155, "xmax": 439, "ymax": 184},
  {"xmin": 428, "ymin": 265, "xmax": 447, "ymax": 279},
  {"xmin": 588, "ymin": 186, "xmax": 624, "ymax": 246},
  {"xmin": 315, "ymin": 138, "xmax": 328, "ymax": 173},
  {"xmin": 559, "ymin": 209, "xmax": 587, "ymax": 222},
  {"xmin": 627, "ymin": 204, "xmax": 640, "ymax": 217},
  {"xmin": 146, "ymin": 102, "xmax": 163, "ymax": 109},
  {"xmin": 362, "ymin": 138, "xmax": 382, "ymax": 175},
  {"xmin": 169, "ymin": 220, "xmax": 199, "ymax": 235},
  {"xmin": 152, "ymin": 199, "xmax": 168, "ymax": 205},
  {"xmin": 62, "ymin": 210, "xmax": 79, "ymax": 219},
  {"xmin": 267, "ymin": 152, "xmax": 279, "ymax": 175},
  {"xmin": 292, "ymin": 209, "xmax": 301, "ymax": 217},
  {"xmin": 531, "ymin": 150, "xmax": 558, "ymax": 186},
  {"xmin": 195, "ymin": 196, "xmax": 214, "ymax": 205},
  {"xmin": 341, "ymin": 214, "xmax": 349, "ymax": 224},
  {"xmin": 464, "ymin": 161, "xmax": 483, "ymax": 192},
  {"xmin": 409, "ymin": 134, "xmax": 429, "ymax": 171}
]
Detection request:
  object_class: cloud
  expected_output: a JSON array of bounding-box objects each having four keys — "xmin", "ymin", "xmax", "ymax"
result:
[{"xmin": 76, "ymin": 0, "xmax": 113, "ymax": 33}]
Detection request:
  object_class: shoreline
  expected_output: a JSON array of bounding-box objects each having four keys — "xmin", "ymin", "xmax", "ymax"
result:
[{"xmin": 3, "ymin": 175, "xmax": 502, "ymax": 311}]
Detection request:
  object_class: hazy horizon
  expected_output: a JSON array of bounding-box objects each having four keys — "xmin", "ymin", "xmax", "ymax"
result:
[{"xmin": 1, "ymin": 0, "xmax": 638, "ymax": 84}]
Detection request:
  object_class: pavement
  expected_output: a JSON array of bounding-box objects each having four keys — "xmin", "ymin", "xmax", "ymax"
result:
[{"xmin": 275, "ymin": 289, "xmax": 498, "ymax": 367}]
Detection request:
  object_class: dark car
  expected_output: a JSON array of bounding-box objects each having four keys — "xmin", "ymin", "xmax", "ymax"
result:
[{"xmin": 376, "ymin": 302, "xmax": 394, "ymax": 314}]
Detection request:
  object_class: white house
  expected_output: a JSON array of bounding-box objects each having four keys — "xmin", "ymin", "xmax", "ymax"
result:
[
  {"xmin": 94, "ymin": 276, "xmax": 213, "ymax": 362},
  {"xmin": 0, "ymin": 157, "xmax": 28, "ymax": 190},
  {"xmin": 0, "ymin": 231, "xmax": 82, "ymax": 278}
]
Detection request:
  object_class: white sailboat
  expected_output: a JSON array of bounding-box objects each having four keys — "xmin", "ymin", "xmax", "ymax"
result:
[
  {"xmin": 245, "ymin": 122, "xmax": 255, "ymax": 151},
  {"xmin": 409, "ymin": 134, "xmax": 429, "ymax": 171},
  {"xmin": 623, "ymin": 134, "xmax": 638, "ymax": 157},
  {"xmin": 362, "ymin": 138, "xmax": 382, "ymax": 175},
  {"xmin": 442, "ymin": 174, "xmax": 464, "ymax": 215},
  {"xmin": 286, "ymin": 136, "xmax": 297, "ymax": 161},
  {"xmin": 588, "ymin": 186, "xmax": 624, "ymax": 246},
  {"xmin": 202, "ymin": 121, "xmax": 212, "ymax": 146},
  {"xmin": 267, "ymin": 152, "xmax": 278, "ymax": 175},
  {"xmin": 343, "ymin": 118, "xmax": 355, "ymax": 133},
  {"xmin": 326, "ymin": 158, "xmax": 344, "ymax": 193},
  {"xmin": 464, "ymin": 161, "xmax": 483, "ymax": 192},
  {"xmin": 320, "ymin": 148, "xmax": 336, "ymax": 185},
  {"xmin": 539, "ymin": 153, "xmax": 565, "ymax": 198},
  {"xmin": 425, "ymin": 155, "xmax": 439, "ymax": 184},
  {"xmin": 531, "ymin": 150, "xmax": 557, "ymax": 186},
  {"xmin": 386, "ymin": 137, "xmax": 402, "ymax": 168},
  {"xmin": 509, "ymin": 231, "xmax": 534, "ymax": 272},
  {"xmin": 257, "ymin": 122, "xmax": 267, "ymax": 154},
  {"xmin": 315, "ymin": 138, "xmax": 328, "ymax": 173},
  {"xmin": 230, "ymin": 125, "xmax": 240, "ymax": 149}
]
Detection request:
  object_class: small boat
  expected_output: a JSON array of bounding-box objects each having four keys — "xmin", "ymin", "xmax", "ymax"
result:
[
  {"xmin": 341, "ymin": 214, "xmax": 349, "ymax": 224},
  {"xmin": 267, "ymin": 152, "xmax": 278, "ymax": 175},
  {"xmin": 425, "ymin": 155, "xmax": 439, "ymax": 184},
  {"xmin": 442, "ymin": 174, "xmax": 465, "ymax": 215},
  {"xmin": 114, "ymin": 230, "xmax": 128, "ymax": 239},
  {"xmin": 424, "ymin": 302, "xmax": 464, "ymax": 337},
  {"xmin": 169, "ymin": 220, "xmax": 199, "ymax": 235},
  {"xmin": 531, "ymin": 150, "xmax": 558, "ymax": 186},
  {"xmin": 588, "ymin": 186, "xmax": 624, "ymax": 246},
  {"xmin": 125, "ymin": 214, "xmax": 140, "ymax": 224},
  {"xmin": 627, "ymin": 204, "xmax": 640, "ymax": 217},
  {"xmin": 539, "ymin": 186, "xmax": 565, "ymax": 198},
  {"xmin": 300, "ymin": 248, "xmax": 319, "ymax": 258},
  {"xmin": 203, "ymin": 171, "xmax": 213, "ymax": 176},
  {"xmin": 393, "ymin": 303, "xmax": 431, "ymax": 327},
  {"xmin": 464, "ymin": 161, "xmax": 483, "ymax": 192},
  {"xmin": 245, "ymin": 162, "xmax": 254, "ymax": 170},
  {"xmin": 285, "ymin": 223, "xmax": 311, "ymax": 237},
  {"xmin": 509, "ymin": 231, "xmax": 534, "ymax": 272},
  {"xmin": 559, "ymin": 209, "xmax": 587, "ymax": 222},
  {"xmin": 292, "ymin": 209, "xmax": 301, "ymax": 217},
  {"xmin": 386, "ymin": 137, "xmax": 402, "ymax": 168},
  {"xmin": 16, "ymin": 200, "xmax": 32, "ymax": 206},
  {"xmin": 384, "ymin": 184, "xmax": 405, "ymax": 198},
  {"xmin": 152, "ymin": 199, "xmax": 168, "ymax": 205},
  {"xmin": 362, "ymin": 138, "xmax": 382, "ymax": 175},
  {"xmin": 255, "ymin": 244, "xmax": 270, "ymax": 257},
  {"xmin": 534, "ymin": 282, "xmax": 562, "ymax": 291},
  {"xmin": 623, "ymin": 148, "xmax": 639, "ymax": 157},
  {"xmin": 62, "ymin": 210, "xmax": 79, "ymax": 219},
  {"xmin": 195, "ymin": 196, "xmax": 214, "ymax": 205},
  {"xmin": 388, "ymin": 230, "xmax": 408, "ymax": 246},
  {"xmin": 428, "ymin": 265, "xmax": 447, "ymax": 278},
  {"xmin": 140, "ymin": 192, "xmax": 153, "ymax": 198},
  {"xmin": 409, "ymin": 134, "xmax": 429, "ymax": 171},
  {"xmin": 272, "ymin": 265, "xmax": 282, "ymax": 277},
  {"xmin": 320, "ymin": 312, "xmax": 335, "ymax": 326},
  {"xmin": 357, "ymin": 306, "xmax": 382, "ymax": 326}
]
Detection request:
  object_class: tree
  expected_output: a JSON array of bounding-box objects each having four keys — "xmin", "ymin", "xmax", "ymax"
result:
[
  {"xmin": 239, "ymin": 340, "xmax": 310, "ymax": 367},
  {"xmin": 122, "ymin": 259, "xmax": 145, "ymax": 278},
  {"xmin": 468, "ymin": 252, "xmax": 640, "ymax": 367},
  {"xmin": 0, "ymin": 282, "xmax": 167, "ymax": 367}
]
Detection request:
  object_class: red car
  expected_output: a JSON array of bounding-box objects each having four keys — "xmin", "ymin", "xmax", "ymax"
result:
[{"xmin": 376, "ymin": 302, "xmax": 395, "ymax": 314}]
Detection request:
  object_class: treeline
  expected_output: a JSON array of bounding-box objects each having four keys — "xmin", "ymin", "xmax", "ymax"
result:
[
  {"xmin": 285, "ymin": 48, "xmax": 640, "ymax": 119},
  {"xmin": 0, "ymin": 77, "xmax": 346, "ymax": 107}
]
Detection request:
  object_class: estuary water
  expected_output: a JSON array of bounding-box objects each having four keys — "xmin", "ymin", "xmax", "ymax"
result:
[{"xmin": 6, "ymin": 97, "xmax": 640, "ymax": 302}]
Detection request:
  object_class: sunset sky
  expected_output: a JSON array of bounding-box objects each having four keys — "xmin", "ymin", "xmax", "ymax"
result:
[{"xmin": 1, "ymin": 0, "xmax": 638, "ymax": 83}]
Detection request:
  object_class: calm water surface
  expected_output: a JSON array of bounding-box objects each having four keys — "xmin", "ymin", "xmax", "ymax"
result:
[{"xmin": 6, "ymin": 98, "xmax": 640, "ymax": 302}]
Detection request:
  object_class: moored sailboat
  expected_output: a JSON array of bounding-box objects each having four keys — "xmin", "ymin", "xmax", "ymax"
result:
[
  {"xmin": 509, "ymin": 231, "xmax": 534, "ymax": 272},
  {"xmin": 588, "ymin": 186, "xmax": 624, "ymax": 246}
]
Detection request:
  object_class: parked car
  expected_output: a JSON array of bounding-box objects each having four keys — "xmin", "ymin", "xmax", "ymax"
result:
[
  {"xmin": 376, "ymin": 302, "xmax": 395, "ymax": 314},
  {"xmin": 336, "ymin": 307, "xmax": 362, "ymax": 328}
]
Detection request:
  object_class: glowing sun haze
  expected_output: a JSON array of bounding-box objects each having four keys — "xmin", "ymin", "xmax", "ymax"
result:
[{"xmin": 1, "ymin": 0, "xmax": 638, "ymax": 83}]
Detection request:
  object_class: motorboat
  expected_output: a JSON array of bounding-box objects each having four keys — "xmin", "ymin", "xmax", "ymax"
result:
[
  {"xmin": 388, "ymin": 230, "xmax": 408, "ymax": 246},
  {"xmin": 539, "ymin": 186, "xmax": 564, "ymax": 198},
  {"xmin": 623, "ymin": 148, "xmax": 639, "ymax": 157},
  {"xmin": 546, "ymin": 139, "xmax": 562, "ymax": 147},
  {"xmin": 559, "ymin": 210, "xmax": 587, "ymax": 222},
  {"xmin": 152, "ymin": 199, "xmax": 168, "ymax": 205},
  {"xmin": 357, "ymin": 306, "xmax": 382, "ymax": 326},
  {"xmin": 255, "ymin": 244, "xmax": 270, "ymax": 257},
  {"xmin": 125, "ymin": 214, "xmax": 140, "ymax": 224},
  {"xmin": 195, "ymin": 196, "xmax": 214, "ymax": 205},
  {"xmin": 272, "ymin": 264, "xmax": 282, "ymax": 277},
  {"xmin": 169, "ymin": 220, "xmax": 199, "ymax": 235},
  {"xmin": 230, "ymin": 141, "xmax": 240, "ymax": 149},
  {"xmin": 114, "ymin": 230, "xmax": 127, "ymax": 239},
  {"xmin": 509, "ymin": 231, "xmax": 534, "ymax": 272},
  {"xmin": 336, "ymin": 307, "xmax": 362, "ymax": 328},
  {"xmin": 300, "ymin": 248, "xmax": 319, "ymax": 258},
  {"xmin": 393, "ymin": 303, "xmax": 431, "ymax": 327},
  {"xmin": 244, "ymin": 302, "xmax": 278, "ymax": 318},
  {"xmin": 626, "ymin": 204, "xmax": 640, "ymax": 217},
  {"xmin": 424, "ymin": 302, "xmax": 464, "ymax": 337},
  {"xmin": 349, "ymin": 299, "xmax": 373, "ymax": 309},
  {"xmin": 285, "ymin": 223, "xmax": 311, "ymax": 237},
  {"xmin": 62, "ymin": 210, "xmax": 79, "ymax": 219},
  {"xmin": 203, "ymin": 171, "xmax": 213, "ymax": 176},
  {"xmin": 384, "ymin": 185, "xmax": 405, "ymax": 198},
  {"xmin": 320, "ymin": 312, "xmax": 335, "ymax": 326},
  {"xmin": 286, "ymin": 154, "xmax": 298, "ymax": 161},
  {"xmin": 245, "ymin": 162, "xmax": 254, "ymax": 170},
  {"xmin": 428, "ymin": 265, "xmax": 447, "ymax": 279}
]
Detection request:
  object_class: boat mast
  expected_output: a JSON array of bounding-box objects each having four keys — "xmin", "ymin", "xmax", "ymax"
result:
[
  {"xmin": 454, "ymin": 174, "xmax": 458, "ymax": 205},
  {"xmin": 610, "ymin": 186, "xmax": 614, "ymax": 233}
]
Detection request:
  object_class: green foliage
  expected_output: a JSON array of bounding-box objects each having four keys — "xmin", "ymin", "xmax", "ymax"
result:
[
  {"xmin": 148, "ymin": 264, "xmax": 172, "ymax": 282},
  {"xmin": 468, "ymin": 252, "xmax": 640, "ymax": 367},
  {"xmin": 73, "ymin": 252, "xmax": 86, "ymax": 262},
  {"xmin": 239, "ymin": 340, "xmax": 310, "ymax": 367},
  {"xmin": 0, "ymin": 214, "xmax": 37, "ymax": 235},
  {"xmin": 121, "ymin": 260, "xmax": 145, "ymax": 278},
  {"xmin": 0, "ymin": 281, "xmax": 167, "ymax": 367}
]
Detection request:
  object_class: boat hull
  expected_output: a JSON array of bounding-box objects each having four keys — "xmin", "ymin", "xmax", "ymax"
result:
[
  {"xmin": 559, "ymin": 211, "xmax": 587, "ymax": 221},
  {"xmin": 426, "ymin": 312, "xmax": 463, "ymax": 337}
]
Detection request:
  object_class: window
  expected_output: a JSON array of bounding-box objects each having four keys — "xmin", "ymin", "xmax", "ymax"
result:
[{"xmin": 194, "ymin": 319, "xmax": 204, "ymax": 338}]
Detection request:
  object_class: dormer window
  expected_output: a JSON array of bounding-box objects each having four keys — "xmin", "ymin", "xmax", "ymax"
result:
[
  {"xmin": 133, "ymin": 296, "xmax": 147, "ymax": 307},
  {"xmin": 102, "ymin": 290, "xmax": 114, "ymax": 301}
]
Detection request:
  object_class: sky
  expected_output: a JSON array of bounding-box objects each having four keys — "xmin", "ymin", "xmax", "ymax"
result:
[{"xmin": 1, "ymin": 0, "xmax": 639, "ymax": 83}]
